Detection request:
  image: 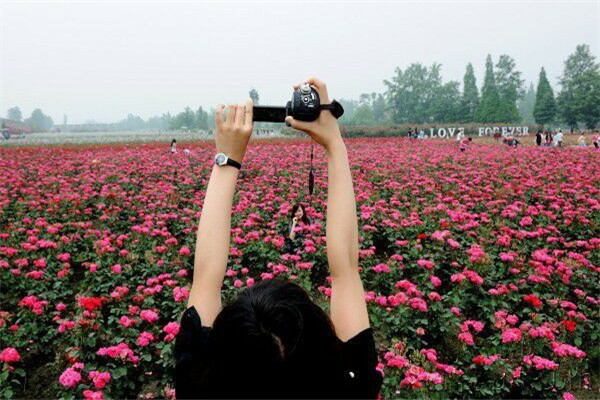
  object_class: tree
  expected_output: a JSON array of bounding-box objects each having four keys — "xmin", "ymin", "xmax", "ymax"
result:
[
  {"xmin": 7, "ymin": 107, "xmax": 22, "ymax": 122},
  {"xmin": 249, "ymin": 88, "xmax": 259, "ymax": 105},
  {"xmin": 117, "ymin": 114, "xmax": 145, "ymax": 131},
  {"xmin": 432, "ymin": 81, "xmax": 461, "ymax": 123},
  {"xmin": 518, "ymin": 83, "xmax": 536, "ymax": 124},
  {"xmin": 533, "ymin": 67, "xmax": 556, "ymax": 127},
  {"xmin": 25, "ymin": 108, "xmax": 53, "ymax": 131},
  {"xmin": 557, "ymin": 44, "xmax": 600, "ymax": 130},
  {"xmin": 495, "ymin": 54, "xmax": 523, "ymax": 123},
  {"xmin": 475, "ymin": 55, "xmax": 501, "ymax": 123},
  {"xmin": 195, "ymin": 107, "xmax": 209, "ymax": 130},
  {"xmin": 459, "ymin": 63, "xmax": 479, "ymax": 122},
  {"xmin": 384, "ymin": 62, "xmax": 444, "ymax": 123},
  {"xmin": 338, "ymin": 99, "xmax": 360, "ymax": 124},
  {"xmin": 170, "ymin": 107, "xmax": 196, "ymax": 130}
]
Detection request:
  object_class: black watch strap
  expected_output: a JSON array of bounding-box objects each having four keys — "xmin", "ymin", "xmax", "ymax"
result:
[
  {"xmin": 226, "ymin": 157, "xmax": 242, "ymax": 170},
  {"xmin": 320, "ymin": 100, "xmax": 345, "ymax": 119}
]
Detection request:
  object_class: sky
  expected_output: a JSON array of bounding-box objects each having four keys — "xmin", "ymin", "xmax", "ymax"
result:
[{"xmin": 1, "ymin": 0, "xmax": 598, "ymax": 124}]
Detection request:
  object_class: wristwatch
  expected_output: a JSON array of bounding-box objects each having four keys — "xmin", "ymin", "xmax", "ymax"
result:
[{"xmin": 214, "ymin": 153, "xmax": 241, "ymax": 170}]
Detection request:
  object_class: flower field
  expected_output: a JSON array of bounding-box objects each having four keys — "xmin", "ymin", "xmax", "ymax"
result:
[{"xmin": 0, "ymin": 138, "xmax": 598, "ymax": 399}]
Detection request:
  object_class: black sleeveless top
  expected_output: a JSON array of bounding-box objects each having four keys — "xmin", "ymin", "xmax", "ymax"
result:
[{"xmin": 174, "ymin": 306, "xmax": 382, "ymax": 399}]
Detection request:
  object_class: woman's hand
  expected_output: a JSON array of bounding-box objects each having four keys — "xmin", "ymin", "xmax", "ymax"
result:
[
  {"xmin": 215, "ymin": 99, "xmax": 254, "ymax": 163},
  {"xmin": 284, "ymin": 78, "xmax": 343, "ymax": 153},
  {"xmin": 292, "ymin": 217, "xmax": 298, "ymax": 225}
]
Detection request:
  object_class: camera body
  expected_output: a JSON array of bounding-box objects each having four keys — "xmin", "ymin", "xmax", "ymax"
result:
[
  {"xmin": 286, "ymin": 83, "xmax": 321, "ymax": 122},
  {"xmin": 252, "ymin": 83, "xmax": 342, "ymax": 123}
]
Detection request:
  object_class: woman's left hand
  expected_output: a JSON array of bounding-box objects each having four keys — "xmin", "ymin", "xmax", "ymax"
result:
[{"xmin": 215, "ymin": 99, "xmax": 254, "ymax": 162}]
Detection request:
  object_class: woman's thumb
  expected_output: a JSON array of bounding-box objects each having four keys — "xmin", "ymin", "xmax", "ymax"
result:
[{"xmin": 285, "ymin": 116, "xmax": 310, "ymax": 133}]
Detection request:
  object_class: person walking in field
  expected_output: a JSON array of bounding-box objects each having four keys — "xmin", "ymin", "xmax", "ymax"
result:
[
  {"xmin": 554, "ymin": 130, "xmax": 564, "ymax": 148},
  {"xmin": 545, "ymin": 131, "xmax": 553, "ymax": 147},
  {"xmin": 175, "ymin": 78, "xmax": 382, "ymax": 399},
  {"xmin": 171, "ymin": 139, "xmax": 177, "ymax": 154},
  {"xmin": 536, "ymin": 130, "xmax": 543, "ymax": 146}
]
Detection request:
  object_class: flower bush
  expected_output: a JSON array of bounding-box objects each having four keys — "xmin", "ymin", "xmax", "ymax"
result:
[{"xmin": 0, "ymin": 138, "xmax": 598, "ymax": 399}]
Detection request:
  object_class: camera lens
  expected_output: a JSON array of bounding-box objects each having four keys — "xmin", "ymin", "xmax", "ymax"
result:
[{"xmin": 302, "ymin": 96, "xmax": 309, "ymax": 103}]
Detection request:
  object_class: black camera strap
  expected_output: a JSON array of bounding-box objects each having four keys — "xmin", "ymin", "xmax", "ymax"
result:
[{"xmin": 320, "ymin": 100, "xmax": 345, "ymax": 119}]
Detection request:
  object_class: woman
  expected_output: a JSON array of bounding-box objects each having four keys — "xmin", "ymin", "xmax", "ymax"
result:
[
  {"xmin": 285, "ymin": 203, "xmax": 311, "ymax": 254},
  {"xmin": 171, "ymin": 139, "xmax": 177, "ymax": 155},
  {"xmin": 175, "ymin": 78, "xmax": 382, "ymax": 399},
  {"xmin": 578, "ymin": 134, "xmax": 587, "ymax": 147},
  {"xmin": 535, "ymin": 130, "xmax": 542, "ymax": 146},
  {"xmin": 545, "ymin": 131, "xmax": 553, "ymax": 147}
]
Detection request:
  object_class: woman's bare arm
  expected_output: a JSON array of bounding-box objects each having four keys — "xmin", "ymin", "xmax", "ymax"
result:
[
  {"xmin": 187, "ymin": 100, "xmax": 253, "ymax": 327},
  {"xmin": 286, "ymin": 78, "xmax": 369, "ymax": 341}
]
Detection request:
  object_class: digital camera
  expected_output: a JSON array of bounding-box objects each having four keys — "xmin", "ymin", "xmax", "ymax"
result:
[{"xmin": 253, "ymin": 83, "xmax": 344, "ymax": 123}]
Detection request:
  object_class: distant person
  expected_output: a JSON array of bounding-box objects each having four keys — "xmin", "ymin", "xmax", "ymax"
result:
[
  {"xmin": 285, "ymin": 203, "xmax": 311, "ymax": 254},
  {"xmin": 493, "ymin": 130, "xmax": 501, "ymax": 141},
  {"xmin": 545, "ymin": 131, "xmax": 553, "ymax": 147},
  {"xmin": 536, "ymin": 130, "xmax": 543, "ymax": 146},
  {"xmin": 418, "ymin": 129, "xmax": 425, "ymax": 140},
  {"xmin": 578, "ymin": 133, "xmax": 587, "ymax": 147},
  {"xmin": 171, "ymin": 139, "xmax": 177, "ymax": 154},
  {"xmin": 459, "ymin": 137, "xmax": 472, "ymax": 152},
  {"xmin": 406, "ymin": 127, "xmax": 413, "ymax": 138},
  {"xmin": 554, "ymin": 130, "xmax": 564, "ymax": 148}
]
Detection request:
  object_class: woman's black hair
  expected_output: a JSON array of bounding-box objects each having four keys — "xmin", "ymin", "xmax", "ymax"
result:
[
  {"xmin": 290, "ymin": 203, "xmax": 310, "ymax": 226},
  {"xmin": 171, "ymin": 139, "xmax": 177, "ymax": 146},
  {"xmin": 205, "ymin": 279, "xmax": 343, "ymax": 398}
]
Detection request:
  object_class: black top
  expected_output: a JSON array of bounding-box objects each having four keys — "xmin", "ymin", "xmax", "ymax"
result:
[{"xmin": 175, "ymin": 306, "xmax": 382, "ymax": 399}]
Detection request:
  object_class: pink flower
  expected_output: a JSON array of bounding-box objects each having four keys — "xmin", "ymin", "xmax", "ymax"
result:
[
  {"xmin": 140, "ymin": 309, "xmax": 159, "ymax": 323},
  {"xmin": 0, "ymin": 348, "xmax": 20, "ymax": 363},
  {"xmin": 83, "ymin": 390, "xmax": 104, "ymax": 400},
  {"xmin": 502, "ymin": 328, "xmax": 522, "ymax": 343},
  {"xmin": 111, "ymin": 264, "xmax": 122, "ymax": 274},
  {"xmin": 137, "ymin": 331, "xmax": 155, "ymax": 347},
  {"xmin": 562, "ymin": 393, "xmax": 574, "ymax": 400},
  {"xmin": 163, "ymin": 322, "xmax": 180, "ymax": 342},
  {"xmin": 59, "ymin": 367, "xmax": 82, "ymax": 388},
  {"xmin": 179, "ymin": 246, "xmax": 191, "ymax": 256},
  {"xmin": 89, "ymin": 371, "xmax": 111, "ymax": 389}
]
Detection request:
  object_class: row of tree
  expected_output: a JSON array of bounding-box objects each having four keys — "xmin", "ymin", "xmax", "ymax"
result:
[
  {"xmin": 5, "ymin": 107, "xmax": 54, "ymax": 131},
  {"xmin": 6, "ymin": 45, "xmax": 598, "ymax": 132},
  {"xmin": 339, "ymin": 44, "xmax": 599, "ymax": 129}
]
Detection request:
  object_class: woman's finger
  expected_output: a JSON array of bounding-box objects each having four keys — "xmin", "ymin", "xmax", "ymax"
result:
[
  {"xmin": 225, "ymin": 104, "xmax": 237, "ymax": 126},
  {"xmin": 234, "ymin": 103, "xmax": 245, "ymax": 127},
  {"xmin": 215, "ymin": 104, "xmax": 225, "ymax": 129},
  {"xmin": 244, "ymin": 98, "xmax": 254, "ymax": 131}
]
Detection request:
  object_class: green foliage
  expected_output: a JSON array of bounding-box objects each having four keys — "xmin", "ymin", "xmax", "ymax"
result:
[
  {"xmin": 249, "ymin": 88, "xmax": 259, "ymax": 105},
  {"xmin": 24, "ymin": 108, "xmax": 54, "ymax": 131},
  {"xmin": 459, "ymin": 63, "xmax": 479, "ymax": 123},
  {"xmin": 494, "ymin": 54, "xmax": 524, "ymax": 123},
  {"xmin": 475, "ymin": 55, "xmax": 501, "ymax": 123},
  {"xmin": 6, "ymin": 107, "xmax": 22, "ymax": 122},
  {"xmin": 558, "ymin": 44, "xmax": 600, "ymax": 129},
  {"xmin": 518, "ymin": 83, "xmax": 536, "ymax": 125},
  {"xmin": 385, "ymin": 63, "xmax": 459, "ymax": 124},
  {"xmin": 533, "ymin": 67, "xmax": 557, "ymax": 127}
]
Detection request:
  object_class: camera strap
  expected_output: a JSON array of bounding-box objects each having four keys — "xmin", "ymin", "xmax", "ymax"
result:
[
  {"xmin": 308, "ymin": 140, "xmax": 315, "ymax": 200},
  {"xmin": 320, "ymin": 100, "xmax": 344, "ymax": 119}
]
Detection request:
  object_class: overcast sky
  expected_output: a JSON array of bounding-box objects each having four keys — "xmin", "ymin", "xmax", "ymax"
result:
[{"xmin": 1, "ymin": 0, "xmax": 598, "ymax": 124}]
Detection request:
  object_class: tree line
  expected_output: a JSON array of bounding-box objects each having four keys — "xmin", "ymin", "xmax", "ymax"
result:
[
  {"xmin": 5, "ymin": 44, "xmax": 598, "ymax": 132},
  {"xmin": 339, "ymin": 44, "xmax": 599, "ymax": 130}
]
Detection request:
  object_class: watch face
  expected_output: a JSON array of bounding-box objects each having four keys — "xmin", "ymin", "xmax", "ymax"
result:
[{"xmin": 215, "ymin": 154, "xmax": 227, "ymax": 165}]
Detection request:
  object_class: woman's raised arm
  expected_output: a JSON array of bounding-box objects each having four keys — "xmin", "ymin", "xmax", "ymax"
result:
[
  {"xmin": 286, "ymin": 78, "xmax": 369, "ymax": 341},
  {"xmin": 187, "ymin": 100, "xmax": 253, "ymax": 327}
]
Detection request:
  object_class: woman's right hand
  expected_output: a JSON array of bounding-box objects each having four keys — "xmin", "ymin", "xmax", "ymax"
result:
[
  {"xmin": 284, "ymin": 77, "xmax": 343, "ymax": 152},
  {"xmin": 292, "ymin": 217, "xmax": 298, "ymax": 225}
]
